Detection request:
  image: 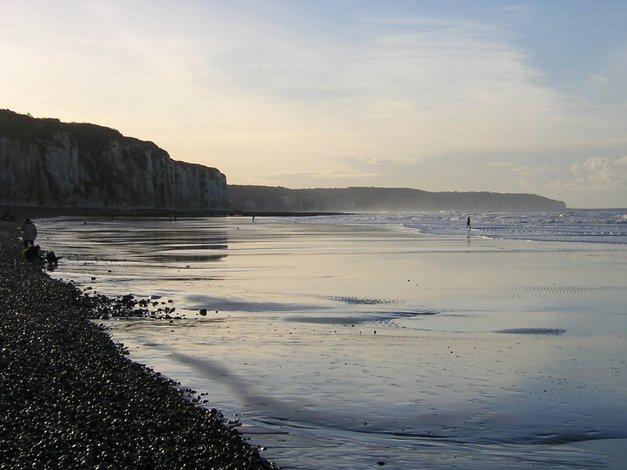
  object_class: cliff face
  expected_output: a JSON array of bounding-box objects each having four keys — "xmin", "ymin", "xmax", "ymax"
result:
[
  {"xmin": 229, "ymin": 185, "xmax": 567, "ymax": 212},
  {"xmin": 0, "ymin": 110, "xmax": 226, "ymax": 210}
]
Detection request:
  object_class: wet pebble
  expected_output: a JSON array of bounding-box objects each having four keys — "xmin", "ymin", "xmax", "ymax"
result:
[{"xmin": 0, "ymin": 225, "xmax": 274, "ymax": 469}]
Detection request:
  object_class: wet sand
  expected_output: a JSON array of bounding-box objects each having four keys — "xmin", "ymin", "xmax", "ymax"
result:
[{"xmin": 39, "ymin": 216, "xmax": 627, "ymax": 469}]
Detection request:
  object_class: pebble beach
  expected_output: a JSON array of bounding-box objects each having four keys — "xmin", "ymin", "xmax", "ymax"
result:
[{"xmin": 0, "ymin": 221, "xmax": 273, "ymax": 469}]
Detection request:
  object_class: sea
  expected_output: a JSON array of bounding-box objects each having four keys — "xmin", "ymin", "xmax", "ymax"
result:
[{"xmin": 38, "ymin": 209, "xmax": 627, "ymax": 469}]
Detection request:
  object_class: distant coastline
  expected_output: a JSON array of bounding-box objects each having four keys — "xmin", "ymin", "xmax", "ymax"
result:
[{"xmin": 229, "ymin": 185, "xmax": 567, "ymax": 212}]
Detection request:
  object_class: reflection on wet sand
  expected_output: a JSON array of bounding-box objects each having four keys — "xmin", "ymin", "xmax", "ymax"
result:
[
  {"xmin": 48, "ymin": 218, "xmax": 230, "ymax": 264},
  {"xmin": 39, "ymin": 216, "xmax": 627, "ymax": 469}
]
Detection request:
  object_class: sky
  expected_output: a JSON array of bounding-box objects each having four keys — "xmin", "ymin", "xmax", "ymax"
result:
[{"xmin": 1, "ymin": 1, "xmax": 626, "ymax": 208}]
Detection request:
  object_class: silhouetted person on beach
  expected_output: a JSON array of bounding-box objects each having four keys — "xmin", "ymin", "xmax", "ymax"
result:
[
  {"xmin": 46, "ymin": 251, "xmax": 61, "ymax": 267},
  {"xmin": 20, "ymin": 218, "xmax": 37, "ymax": 247},
  {"xmin": 22, "ymin": 244, "xmax": 44, "ymax": 266},
  {"xmin": 467, "ymin": 216, "xmax": 471, "ymax": 230}
]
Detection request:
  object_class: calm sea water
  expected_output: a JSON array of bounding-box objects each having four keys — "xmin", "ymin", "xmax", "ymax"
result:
[{"xmin": 38, "ymin": 210, "xmax": 627, "ymax": 469}]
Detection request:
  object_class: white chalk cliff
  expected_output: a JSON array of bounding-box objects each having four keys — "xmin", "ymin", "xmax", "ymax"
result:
[{"xmin": 0, "ymin": 110, "xmax": 226, "ymax": 210}]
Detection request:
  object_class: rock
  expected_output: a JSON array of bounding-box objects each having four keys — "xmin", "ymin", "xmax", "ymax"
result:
[
  {"xmin": 199, "ymin": 309, "xmax": 207, "ymax": 316},
  {"xmin": 0, "ymin": 110, "xmax": 227, "ymax": 211}
]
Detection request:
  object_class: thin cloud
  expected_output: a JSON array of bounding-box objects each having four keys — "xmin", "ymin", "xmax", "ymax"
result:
[
  {"xmin": 500, "ymin": 4, "xmax": 535, "ymax": 15},
  {"xmin": 491, "ymin": 162, "xmax": 548, "ymax": 189},
  {"xmin": 360, "ymin": 157, "xmax": 416, "ymax": 166},
  {"xmin": 261, "ymin": 169, "xmax": 378, "ymax": 181}
]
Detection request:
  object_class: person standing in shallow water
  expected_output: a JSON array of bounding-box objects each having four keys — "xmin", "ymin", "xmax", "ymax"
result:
[
  {"xmin": 467, "ymin": 216, "xmax": 471, "ymax": 230},
  {"xmin": 20, "ymin": 218, "xmax": 37, "ymax": 248}
]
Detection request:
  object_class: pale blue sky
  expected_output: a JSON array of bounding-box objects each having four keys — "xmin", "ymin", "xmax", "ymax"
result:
[{"xmin": 2, "ymin": 1, "xmax": 626, "ymax": 207}]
